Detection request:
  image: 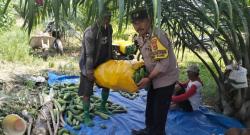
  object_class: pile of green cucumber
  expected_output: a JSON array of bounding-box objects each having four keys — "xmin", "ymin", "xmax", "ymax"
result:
[
  {"xmin": 43, "ymin": 84, "xmax": 127, "ymax": 134},
  {"xmin": 118, "ymin": 91, "xmax": 139, "ymax": 100}
]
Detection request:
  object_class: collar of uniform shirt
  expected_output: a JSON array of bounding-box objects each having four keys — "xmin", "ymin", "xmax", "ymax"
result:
[
  {"xmin": 137, "ymin": 27, "xmax": 152, "ymax": 39},
  {"xmin": 137, "ymin": 28, "xmax": 153, "ymax": 48}
]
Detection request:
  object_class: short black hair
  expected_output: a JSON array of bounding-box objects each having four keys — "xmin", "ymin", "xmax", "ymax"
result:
[{"xmin": 130, "ymin": 8, "xmax": 149, "ymax": 22}]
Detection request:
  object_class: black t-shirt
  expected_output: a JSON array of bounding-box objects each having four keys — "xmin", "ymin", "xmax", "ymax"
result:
[{"xmin": 95, "ymin": 26, "xmax": 110, "ymax": 66}]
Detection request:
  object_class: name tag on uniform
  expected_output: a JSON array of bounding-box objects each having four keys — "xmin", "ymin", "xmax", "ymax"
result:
[{"xmin": 150, "ymin": 36, "xmax": 168, "ymax": 60}]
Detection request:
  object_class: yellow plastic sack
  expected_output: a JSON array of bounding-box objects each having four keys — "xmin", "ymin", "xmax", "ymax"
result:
[
  {"xmin": 94, "ymin": 60, "xmax": 144, "ymax": 93},
  {"xmin": 119, "ymin": 45, "xmax": 128, "ymax": 54},
  {"xmin": 113, "ymin": 40, "xmax": 132, "ymax": 55}
]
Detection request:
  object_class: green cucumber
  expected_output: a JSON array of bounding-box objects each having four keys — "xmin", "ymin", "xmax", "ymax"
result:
[
  {"xmin": 94, "ymin": 111, "xmax": 110, "ymax": 120},
  {"xmin": 73, "ymin": 125, "xmax": 81, "ymax": 130},
  {"xmin": 58, "ymin": 128, "xmax": 69, "ymax": 135}
]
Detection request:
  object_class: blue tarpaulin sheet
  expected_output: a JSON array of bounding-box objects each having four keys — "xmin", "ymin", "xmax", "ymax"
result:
[
  {"xmin": 48, "ymin": 72, "xmax": 245, "ymax": 135},
  {"xmin": 48, "ymin": 72, "xmax": 79, "ymax": 86}
]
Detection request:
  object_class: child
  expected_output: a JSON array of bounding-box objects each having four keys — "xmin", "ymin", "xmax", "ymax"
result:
[{"xmin": 171, "ymin": 64, "xmax": 203, "ymax": 112}]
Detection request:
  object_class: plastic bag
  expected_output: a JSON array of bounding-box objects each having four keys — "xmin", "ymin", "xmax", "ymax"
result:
[
  {"xmin": 226, "ymin": 63, "xmax": 248, "ymax": 89},
  {"xmin": 227, "ymin": 64, "xmax": 248, "ymax": 89},
  {"xmin": 94, "ymin": 60, "xmax": 144, "ymax": 93}
]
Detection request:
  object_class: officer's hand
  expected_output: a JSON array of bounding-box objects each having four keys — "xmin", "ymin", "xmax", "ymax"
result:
[
  {"xmin": 175, "ymin": 84, "xmax": 182, "ymax": 91},
  {"xmin": 137, "ymin": 77, "xmax": 150, "ymax": 89}
]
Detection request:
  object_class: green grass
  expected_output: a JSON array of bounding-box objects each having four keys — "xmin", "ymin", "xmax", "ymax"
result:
[
  {"xmin": 0, "ymin": 27, "xmax": 37, "ymax": 63},
  {"xmin": 0, "ymin": 26, "xmax": 81, "ymax": 73},
  {"xmin": 46, "ymin": 55, "xmax": 80, "ymax": 75}
]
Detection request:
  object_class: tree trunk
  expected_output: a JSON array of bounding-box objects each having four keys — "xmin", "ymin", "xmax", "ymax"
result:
[
  {"xmin": 219, "ymin": 76, "xmax": 250, "ymax": 127},
  {"xmin": 32, "ymin": 101, "xmax": 53, "ymax": 135}
]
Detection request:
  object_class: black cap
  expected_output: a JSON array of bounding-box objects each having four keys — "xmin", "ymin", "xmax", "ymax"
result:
[
  {"xmin": 130, "ymin": 8, "xmax": 149, "ymax": 22},
  {"xmin": 100, "ymin": 7, "xmax": 112, "ymax": 18}
]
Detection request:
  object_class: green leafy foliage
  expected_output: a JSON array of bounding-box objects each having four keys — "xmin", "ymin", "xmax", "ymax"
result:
[
  {"xmin": 0, "ymin": 0, "xmax": 15, "ymax": 32},
  {"xmin": 0, "ymin": 28, "xmax": 33, "ymax": 63}
]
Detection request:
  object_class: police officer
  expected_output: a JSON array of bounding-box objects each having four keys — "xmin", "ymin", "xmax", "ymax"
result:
[{"xmin": 130, "ymin": 8, "xmax": 179, "ymax": 135}]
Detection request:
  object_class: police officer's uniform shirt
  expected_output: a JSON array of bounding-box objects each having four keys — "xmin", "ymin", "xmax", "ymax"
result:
[{"xmin": 136, "ymin": 28, "xmax": 179, "ymax": 89}]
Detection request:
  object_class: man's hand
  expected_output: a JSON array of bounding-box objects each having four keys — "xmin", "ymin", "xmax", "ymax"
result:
[
  {"xmin": 86, "ymin": 71, "xmax": 94, "ymax": 81},
  {"xmin": 170, "ymin": 102, "xmax": 177, "ymax": 109},
  {"xmin": 175, "ymin": 84, "xmax": 182, "ymax": 91},
  {"xmin": 137, "ymin": 77, "xmax": 151, "ymax": 89}
]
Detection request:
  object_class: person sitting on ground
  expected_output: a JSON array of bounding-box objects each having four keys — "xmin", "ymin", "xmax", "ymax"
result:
[{"xmin": 171, "ymin": 64, "xmax": 203, "ymax": 112}]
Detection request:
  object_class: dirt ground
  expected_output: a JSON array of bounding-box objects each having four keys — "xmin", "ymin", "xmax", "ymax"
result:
[
  {"xmin": 0, "ymin": 51, "xmax": 80, "ymax": 92},
  {"xmin": 0, "ymin": 60, "xmax": 48, "ymax": 92},
  {"xmin": 0, "ymin": 61, "xmax": 44, "ymax": 81}
]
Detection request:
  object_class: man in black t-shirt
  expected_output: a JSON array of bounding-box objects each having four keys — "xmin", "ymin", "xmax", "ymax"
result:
[{"xmin": 78, "ymin": 9, "xmax": 113, "ymax": 127}]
